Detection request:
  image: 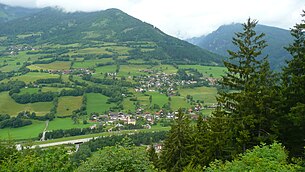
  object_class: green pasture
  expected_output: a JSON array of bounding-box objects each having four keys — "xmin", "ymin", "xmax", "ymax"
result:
[
  {"xmin": 17, "ymin": 87, "xmax": 72, "ymax": 94},
  {"xmin": 77, "ymin": 47, "xmax": 112, "ymax": 54},
  {"xmin": 93, "ymin": 65, "xmax": 116, "ymax": 78},
  {"xmin": 135, "ymin": 92, "xmax": 149, "ymax": 109},
  {"xmin": 86, "ymin": 93, "xmax": 114, "ymax": 115},
  {"xmin": 61, "ymin": 74, "xmax": 71, "ymax": 83},
  {"xmin": 4, "ymin": 72, "xmax": 59, "ymax": 84},
  {"xmin": 0, "ymin": 120, "xmax": 46, "ymax": 140},
  {"xmin": 47, "ymin": 118, "xmax": 93, "ymax": 131},
  {"xmin": 0, "ymin": 92, "xmax": 52, "ymax": 116},
  {"xmin": 179, "ymin": 65, "xmax": 226, "ymax": 78},
  {"xmin": 146, "ymin": 92, "xmax": 169, "ymax": 108},
  {"xmin": 57, "ymin": 96, "xmax": 83, "ymax": 117},
  {"xmin": 30, "ymin": 61, "xmax": 71, "ymax": 70},
  {"xmin": 19, "ymin": 88, "xmax": 39, "ymax": 94},
  {"xmin": 179, "ymin": 86, "xmax": 218, "ymax": 105},
  {"xmin": 41, "ymin": 87, "xmax": 72, "ymax": 93},
  {"xmin": 122, "ymin": 98, "xmax": 136, "ymax": 112},
  {"xmin": 118, "ymin": 65, "xmax": 150, "ymax": 77},
  {"xmin": 0, "ymin": 52, "xmax": 29, "ymax": 72},
  {"xmin": 72, "ymin": 58, "xmax": 113, "ymax": 68},
  {"xmin": 103, "ymin": 46, "xmax": 132, "ymax": 55},
  {"xmin": 151, "ymin": 64, "xmax": 178, "ymax": 74},
  {"xmin": 170, "ymin": 96, "xmax": 191, "ymax": 110}
]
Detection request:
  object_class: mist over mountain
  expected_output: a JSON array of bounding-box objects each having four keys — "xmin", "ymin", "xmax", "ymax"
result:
[
  {"xmin": 187, "ymin": 23, "xmax": 293, "ymax": 70},
  {"xmin": 0, "ymin": 3, "xmax": 41, "ymax": 22}
]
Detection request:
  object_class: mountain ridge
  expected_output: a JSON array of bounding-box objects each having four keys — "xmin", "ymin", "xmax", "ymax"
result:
[
  {"xmin": 187, "ymin": 23, "xmax": 293, "ymax": 70},
  {"xmin": 0, "ymin": 6, "xmax": 223, "ymax": 65}
]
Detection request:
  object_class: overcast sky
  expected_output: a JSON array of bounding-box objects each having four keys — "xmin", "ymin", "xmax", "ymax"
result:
[{"xmin": 0, "ymin": 0, "xmax": 304, "ymax": 39}]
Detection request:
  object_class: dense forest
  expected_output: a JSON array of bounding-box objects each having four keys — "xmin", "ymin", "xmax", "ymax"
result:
[{"xmin": 0, "ymin": 7, "xmax": 304, "ymax": 172}]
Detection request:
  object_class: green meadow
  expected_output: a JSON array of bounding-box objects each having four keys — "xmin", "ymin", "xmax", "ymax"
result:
[
  {"xmin": 179, "ymin": 86, "xmax": 218, "ymax": 105},
  {"xmin": 57, "ymin": 96, "xmax": 83, "ymax": 117},
  {"xmin": 0, "ymin": 120, "xmax": 46, "ymax": 140},
  {"xmin": 4, "ymin": 72, "xmax": 59, "ymax": 84},
  {"xmin": 146, "ymin": 92, "xmax": 169, "ymax": 107},
  {"xmin": 29, "ymin": 61, "xmax": 71, "ymax": 70},
  {"xmin": 179, "ymin": 65, "xmax": 227, "ymax": 78},
  {"xmin": 72, "ymin": 58, "xmax": 114, "ymax": 68},
  {"xmin": 47, "ymin": 118, "xmax": 94, "ymax": 131},
  {"xmin": 0, "ymin": 92, "xmax": 53, "ymax": 116},
  {"xmin": 170, "ymin": 96, "xmax": 191, "ymax": 110},
  {"xmin": 86, "ymin": 93, "xmax": 115, "ymax": 115}
]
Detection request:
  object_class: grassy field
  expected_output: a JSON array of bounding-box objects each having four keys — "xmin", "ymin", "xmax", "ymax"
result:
[
  {"xmin": 122, "ymin": 98, "xmax": 136, "ymax": 112},
  {"xmin": 179, "ymin": 65, "xmax": 227, "ymax": 78},
  {"xmin": 57, "ymin": 96, "xmax": 83, "ymax": 117},
  {"xmin": 179, "ymin": 86, "xmax": 218, "ymax": 105},
  {"xmin": 41, "ymin": 87, "xmax": 72, "ymax": 92},
  {"xmin": 19, "ymin": 87, "xmax": 71, "ymax": 94},
  {"xmin": 0, "ymin": 52, "xmax": 30, "ymax": 72},
  {"xmin": 0, "ymin": 92, "xmax": 53, "ymax": 116},
  {"xmin": 4, "ymin": 72, "xmax": 59, "ymax": 84},
  {"xmin": 171, "ymin": 96, "xmax": 191, "ymax": 110},
  {"xmin": 29, "ymin": 61, "xmax": 71, "ymax": 70},
  {"xmin": 151, "ymin": 64, "xmax": 178, "ymax": 74},
  {"xmin": 93, "ymin": 65, "xmax": 117, "ymax": 78},
  {"xmin": 47, "ymin": 118, "xmax": 93, "ymax": 131},
  {"xmin": 118, "ymin": 65, "xmax": 150, "ymax": 77},
  {"xmin": 0, "ymin": 120, "xmax": 46, "ymax": 140},
  {"xmin": 86, "ymin": 93, "xmax": 114, "ymax": 114},
  {"xmin": 146, "ymin": 92, "xmax": 169, "ymax": 107},
  {"xmin": 135, "ymin": 92, "xmax": 149, "ymax": 109},
  {"xmin": 72, "ymin": 58, "xmax": 113, "ymax": 68},
  {"xmin": 77, "ymin": 47, "xmax": 112, "ymax": 54},
  {"xmin": 19, "ymin": 87, "xmax": 39, "ymax": 94}
]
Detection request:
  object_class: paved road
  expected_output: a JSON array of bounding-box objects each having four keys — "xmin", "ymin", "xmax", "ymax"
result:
[
  {"xmin": 16, "ymin": 137, "xmax": 97, "ymax": 150},
  {"xmin": 32, "ymin": 137, "xmax": 95, "ymax": 148}
]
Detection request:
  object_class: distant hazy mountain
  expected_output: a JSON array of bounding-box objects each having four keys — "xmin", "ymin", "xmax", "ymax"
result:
[
  {"xmin": 0, "ymin": 3, "xmax": 41, "ymax": 22},
  {"xmin": 0, "ymin": 6, "xmax": 222, "ymax": 65},
  {"xmin": 187, "ymin": 23, "xmax": 293, "ymax": 70}
]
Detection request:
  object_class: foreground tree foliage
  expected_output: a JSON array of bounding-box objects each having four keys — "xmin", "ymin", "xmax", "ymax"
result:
[
  {"xmin": 76, "ymin": 138, "xmax": 156, "ymax": 172},
  {"xmin": 0, "ymin": 144, "xmax": 73, "ymax": 172},
  {"xmin": 280, "ymin": 10, "xmax": 305, "ymax": 157},
  {"xmin": 159, "ymin": 109, "xmax": 192, "ymax": 172},
  {"xmin": 205, "ymin": 143, "xmax": 301, "ymax": 172}
]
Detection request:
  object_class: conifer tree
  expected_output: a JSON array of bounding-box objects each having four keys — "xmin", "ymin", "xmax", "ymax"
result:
[
  {"xmin": 189, "ymin": 115, "xmax": 208, "ymax": 167},
  {"xmin": 280, "ymin": 10, "xmax": 305, "ymax": 157},
  {"xmin": 211, "ymin": 18, "xmax": 277, "ymax": 158},
  {"xmin": 160, "ymin": 109, "xmax": 192, "ymax": 172}
]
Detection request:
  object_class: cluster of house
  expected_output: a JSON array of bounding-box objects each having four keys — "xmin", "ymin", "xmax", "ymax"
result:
[
  {"xmin": 90, "ymin": 109, "xmax": 188, "ymax": 127},
  {"xmin": 134, "ymin": 72, "xmax": 179, "ymax": 95},
  {"xmin": 90, "ymin": 106, "xmax": 212, "ymax": 128},
  {"xmin": 90, "ymin": 112, "xmax": 154, "ymax": 126},
  {"xmin": 47, "ymin": 68, "xmax": 92, "ymax": 75},
  {"xmin": 7, "ymin": 45, "xmax": 36, "ymax": 55},
  {"xmin": 133, "ymin": 71, "xmax": 218, "ymax": 95}
]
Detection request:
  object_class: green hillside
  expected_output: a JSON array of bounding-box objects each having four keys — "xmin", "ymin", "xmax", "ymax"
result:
[
  {"xmin": 0, "ymin": 8, "xmax": 222, "ymax": 65},
  {"xmin": 0, "ymin": 3, "xmax": 41, "ymax": 22},
  {"xmin": 187, "ymin": 23, "xmax": 293, "ymax": 70}
]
